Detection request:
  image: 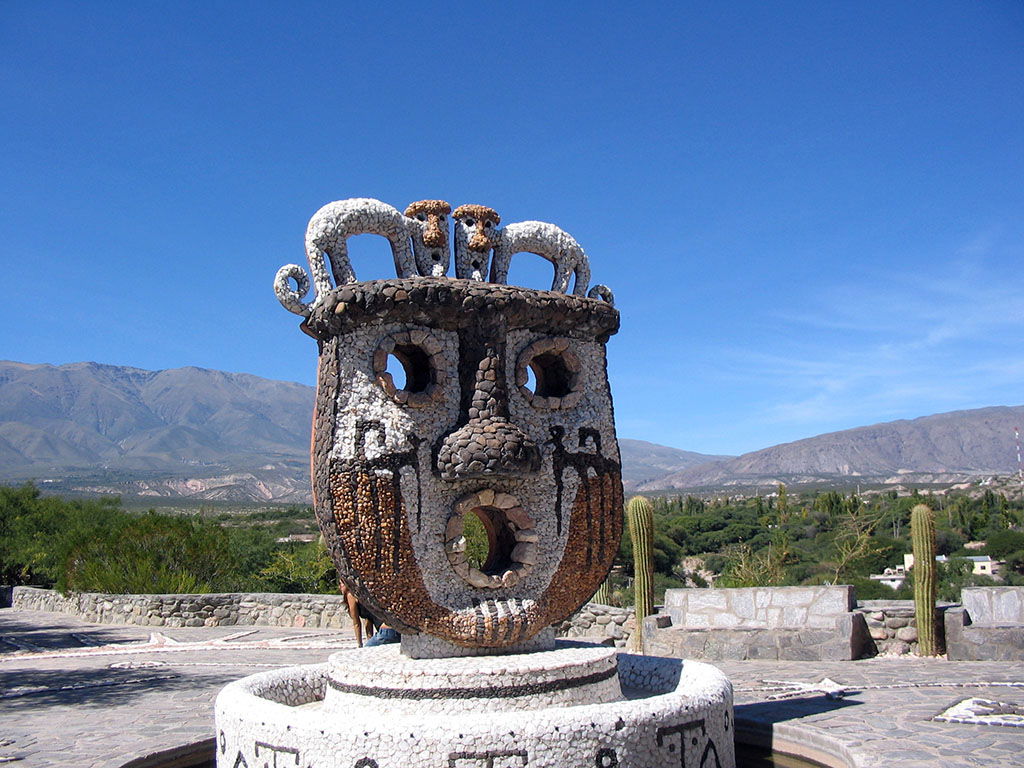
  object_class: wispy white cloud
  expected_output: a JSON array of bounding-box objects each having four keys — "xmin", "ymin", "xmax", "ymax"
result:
[
  {"xmin": 615, "ymin": 231, "xmax": 1024, "ymax": 454},
  {"xmin": 779, "ymin": 266, "xmax": 1024, "ymax": 349},
  {"xmin": 714, "ymin": 235, "xmax": 1024, "ymax": 435}
]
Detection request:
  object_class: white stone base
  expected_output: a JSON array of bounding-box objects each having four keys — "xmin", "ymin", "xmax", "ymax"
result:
[{"xmin": 215, "ymin": 643, "xmax": 735, "ymax": 768}]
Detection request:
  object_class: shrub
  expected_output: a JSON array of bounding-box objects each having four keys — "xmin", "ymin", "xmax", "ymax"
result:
[{"xmin": 985, "ymin": 529, "xmax": 1024, "ymax": 559}]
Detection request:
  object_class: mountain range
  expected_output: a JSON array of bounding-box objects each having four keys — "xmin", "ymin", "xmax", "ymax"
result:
[
  {"xmin": 638, "ymin": 405, "xmax": 1024, "ymax": 492},
  {"xmin": 0, "ymin": 360, "xmax": 1018, "ymax": 502},
  {"xmin": 0, "ymin": 361, "xmax": 722, "ymax": 502},
  {"xmin": 0, "ymin": 361, "xmax": 313, "ymax": 502}
]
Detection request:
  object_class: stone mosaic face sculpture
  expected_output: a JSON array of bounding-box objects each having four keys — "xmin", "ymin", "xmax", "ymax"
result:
[{"xmin": 275, "ymin": 198, "xmax": 622, "ymax": 652}]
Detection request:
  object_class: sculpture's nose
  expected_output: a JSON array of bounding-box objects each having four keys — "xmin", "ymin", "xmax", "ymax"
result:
[
  {"xmin": 468, "ymin": 230, "xmax": 492, "ymax": 253},
  {"xmin": 424, "ymin": 215, "xmax": 446, "ymax": 247},
  {"xmin": 437, "ymin": 420, "xmax": 538, "ymax": 479},
  {"xmin": 436, "ymin": 346, "xmax": 539, "ymax": 479}
]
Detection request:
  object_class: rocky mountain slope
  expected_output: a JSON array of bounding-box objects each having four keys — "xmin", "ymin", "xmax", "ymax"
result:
[
  {"xmin": 0, "ymin": 361, "xmax": 722, "ymax": 502},
  {"xmin": 0, "ymin": 361, "xmax": 313, "ymax": 501},
  {"xmin": 641, "ymin": 405, "xmax": 1024, "ymax": 491},
  {"xmin": 617, "ymin": 439, "xmax": 732, "ymax": 489}
]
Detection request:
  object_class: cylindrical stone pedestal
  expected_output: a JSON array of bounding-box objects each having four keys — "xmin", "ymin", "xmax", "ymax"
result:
[
  {"xmin": 324, "ymin": 644, "xmax": 622, "ymax": 714},
  {"xmin": 216, "ymin": 644, "xmax": 735, "ymax": 768}
]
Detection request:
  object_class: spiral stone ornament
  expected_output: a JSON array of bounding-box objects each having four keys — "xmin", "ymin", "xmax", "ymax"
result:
[
  {"xmin": 274, "ymin": 263, "xmax": 312, "ymax": 317},
  {"xmin": 588, "ymin": 284, "xmax": 615, "ymax": 306}
]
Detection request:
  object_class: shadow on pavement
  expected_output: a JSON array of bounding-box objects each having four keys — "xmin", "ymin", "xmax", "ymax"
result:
[
  {"xmin": 735, "ymin": 693, "xmax": 863, "ymax": 724},
  {"xmin": 0, "ymin": 613, "xmax": 149, "ymax": 652},
  {"xmin": 1, "ymin": 664, "xmax": 236, "ymax": 711}
]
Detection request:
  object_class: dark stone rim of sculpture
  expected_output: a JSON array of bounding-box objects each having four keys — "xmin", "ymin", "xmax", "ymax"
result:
[{"xmin": 301, "ymin": 277, "xmax": 619, "ymax": 342}]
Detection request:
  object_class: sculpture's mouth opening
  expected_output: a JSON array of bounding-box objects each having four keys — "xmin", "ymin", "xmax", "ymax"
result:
[{"xmin": 445, "ymin": 489, "xmax": 537, "ymax": 589}]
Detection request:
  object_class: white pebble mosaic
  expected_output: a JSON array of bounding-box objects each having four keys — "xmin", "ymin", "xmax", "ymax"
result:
[{"xmin": 215, "ymin": 644, "xmax": 735, "ymax": 768}]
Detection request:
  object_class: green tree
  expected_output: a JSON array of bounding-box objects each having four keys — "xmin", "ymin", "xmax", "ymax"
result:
[
  {"xmin": 259, "ymin": 538, "xmax": 337, "ymax": 594},
  {"xmin": 0, "ymin": 483, "xmax": 284, "ymax": 594},
  {"xmin": 63, "ymin": 512, "xmax": 237, "ymax": 593},
  {"xmin": 777, "ymin": 484, "xmax": 789, "ymax": 519},
  {"xmin": 826, "ymin": 502, "xmax": 884, "ymax": 583},
  {"xmin": 718, "ymin": 541, "xmax": 790, "ymax": 587},
  {"xmin": 984, "ymin": 529, "xmax": 1024, "ymax": 559},
  {"xmin": 461, "ymin": 510, "xmax": 490, "ymax": 571},
  {"xmin": 814, "ymin": 491, "xmax": 845, "ymax": 520}
]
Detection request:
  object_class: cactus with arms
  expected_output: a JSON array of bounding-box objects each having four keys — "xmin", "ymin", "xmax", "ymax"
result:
[
  {"xmin": 627, "ymin": 495, "xmax": 655, "ymax": 651},
  {"xmin": 911, "ymin": 503, "xmax": 939, "ymax": 656}
]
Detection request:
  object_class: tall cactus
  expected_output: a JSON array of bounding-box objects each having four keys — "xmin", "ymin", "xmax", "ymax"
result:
[
  {"xmin": 911, "ymin": 503, "xmax": 939, "ymax": 656},
  {"xmin": 627, "ymin": 495, "xmax": 655, "ymax": 652},
  {"xmin": 592, "ymin": 578, "xmax": 612, "ymax": 606}
]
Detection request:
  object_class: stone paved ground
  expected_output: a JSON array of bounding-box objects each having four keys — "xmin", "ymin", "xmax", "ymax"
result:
[
  {"xmin": 718, "ymin": 657, "xmax": 1024, "ymax": 768},
  {"xmin": 1, "ymin": 609, "xmax": 358, "ymax": 768},
  {"xmin": 2, "ymin": 608, "xmax": 1023, "ymax": 767}
]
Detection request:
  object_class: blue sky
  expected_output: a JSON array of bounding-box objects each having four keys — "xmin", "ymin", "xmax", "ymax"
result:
[{"xmin": 2, "ymin": 1, "xmax": 1022, "ymax": 456}]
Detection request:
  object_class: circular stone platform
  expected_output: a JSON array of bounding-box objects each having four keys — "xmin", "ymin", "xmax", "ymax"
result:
[
  {"xmin": 215, "ymin": 643, "xmax": 735, "ymax": 768},
  {"xmin": 324, "ymin": 644, "xmax": 621, "ymax": 714}
]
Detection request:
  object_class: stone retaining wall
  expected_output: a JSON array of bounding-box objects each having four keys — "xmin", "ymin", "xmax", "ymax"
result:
[
  {"xmin": 20, "ymin": 585, "xmax": 970, "ymax": 656},
  {"xmin": 662, "ymin": 585, "xmax": 855, "ymax": 629},
  {"xmin": 646, "ymin": 586, "xmax": 869, "ymax": 661},
  {"xmin": 11, "ymin": 586, "xmax": 354, "ymax": 628},
  {"xmin": 555, "ymin": 602, "xmax": 635, "ymax": 647},
  {"xmin": 8, "ymin": 587, "xmax": 634, "ymax": 644},
  {"xmin": 961, "ymin": 586, "xmax": 1024, "ymax": 624},
  {"xmin": 945, "ymin": 587, "xmax": 1024, "ymax": 661},
  {"xmin": 854, "ymin": 600, "xmax": 954, "ymax": 656}
]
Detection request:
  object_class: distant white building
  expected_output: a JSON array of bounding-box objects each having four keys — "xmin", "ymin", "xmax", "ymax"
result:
[
  {"xmin": 903, "ymin": 553, "xmax": 1002, "ymax": 578},
  {"xmin": 275, "ymin": 533, "xmax": 318, "ymax": 544},
  {"xmin": 869, "ymin": 553, "xmax": 1003, "ymax": 591}
]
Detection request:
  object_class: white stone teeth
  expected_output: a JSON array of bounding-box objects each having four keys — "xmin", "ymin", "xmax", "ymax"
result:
[
  {"xmin": 445, "ymin": 536, "xmax": 466, "ymax": 555},
  {"xmin": 511, "ymin": 541, "xmax": 537, "ymax": 565},
  {"xmin": 493, "ymin": 492, "xmax": 517, "ymax": 509},
  {"xmin": 514, "ymin": 528, "xmax": 538, "ymax": 543}
]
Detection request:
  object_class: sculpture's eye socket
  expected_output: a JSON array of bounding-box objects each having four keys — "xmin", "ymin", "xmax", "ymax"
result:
[
  {"xmin": 416, "ymin": 213, "xmax": 426, "ymax": 221},
  {"xmin": 529, "ymin": 353, "xmax": 572, "ymax": 396},
  {"xmin": 373, "ymin": 330, "xmax": 447, "ymax": 407},
  {"xmin": 389, "ymin": 344, "xmax": 431, "ymax": 391},
  {"xmin": 484, "ymin": 220, "xmax": 493, "ymax": 229},
  {"xmin": 464, "ymin": 218, "xmax": 476, "ymax": 227},
  {"xmin": 516, "ymin": 337, "xmax": 583, "ymax": 410}
]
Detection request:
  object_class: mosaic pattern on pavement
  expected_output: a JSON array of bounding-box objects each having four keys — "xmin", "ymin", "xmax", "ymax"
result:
[{"xmin": 934, "ymin": 697, "xmax": 1024, "ymax": 728}]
